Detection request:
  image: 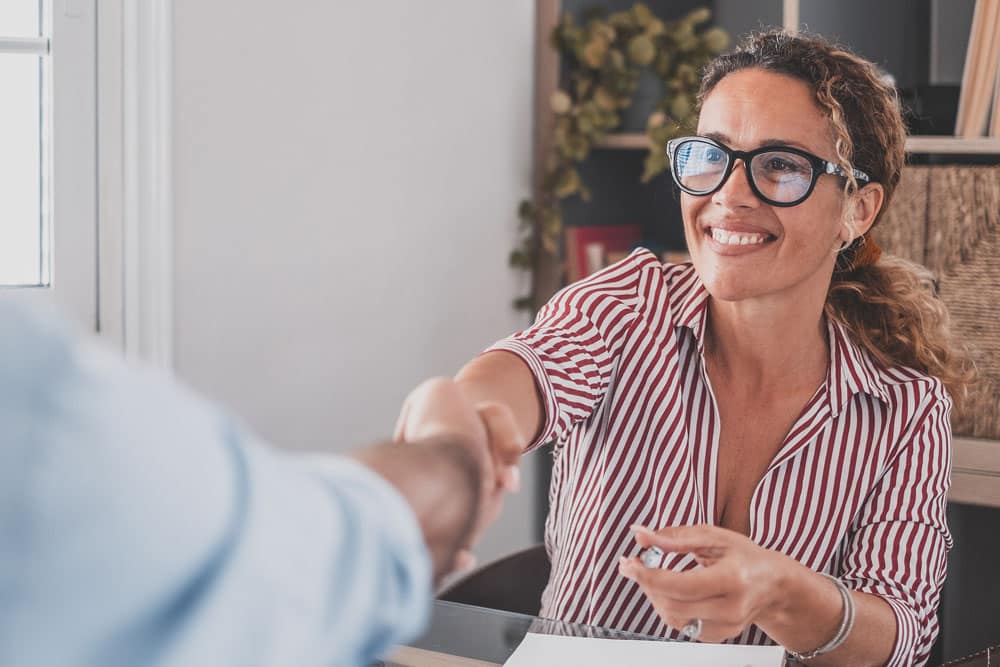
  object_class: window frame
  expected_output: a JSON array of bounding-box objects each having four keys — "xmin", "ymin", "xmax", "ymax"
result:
[
  {"xmin": 0, "ymin": 0, "xmax": 97, "ymax": 331},
  {"xmin": 97, "ymin": 0, "xmax": 174, "ymax": 368}
]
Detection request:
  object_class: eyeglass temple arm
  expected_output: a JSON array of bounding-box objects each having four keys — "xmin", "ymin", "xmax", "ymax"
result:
[{"xmin": 825, "ymin": 161, "xmax": 870, "ymax": 183}]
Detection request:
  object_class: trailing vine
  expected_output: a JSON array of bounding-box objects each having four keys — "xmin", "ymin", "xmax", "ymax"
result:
[{"xmin": 511, "ymin": 3, "xmax": 728, "ymax": 308}]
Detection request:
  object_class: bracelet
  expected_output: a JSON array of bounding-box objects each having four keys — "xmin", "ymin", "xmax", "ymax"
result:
[{"xmin": 786, "ymin": 573, "xmax": 856, "ymax": 662}]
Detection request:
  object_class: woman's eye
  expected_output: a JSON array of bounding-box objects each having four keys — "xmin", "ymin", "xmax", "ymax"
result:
[
  {"xmin": 765, "ymin": 157, "xmax": 797, "ymax": 171},
  {"xmin": 704, "ymin": 148, "xmax": 725, "ymax": 163}
]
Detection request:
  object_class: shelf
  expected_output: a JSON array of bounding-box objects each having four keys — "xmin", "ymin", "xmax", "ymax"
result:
[
  {"xmin": 905, "ymin": 136, "xmax": 1000, "ymax": 154},
  {"xmin": 596, "ymin": 133, "xmax": 1000, "ymax": 155},
  {"xmin": 596, "ymin": 133, "xmax": 651, "ymax": 150},
  {"xmin": 951, "ymin": 437, "xmax": 1000, "ymax": 509}
]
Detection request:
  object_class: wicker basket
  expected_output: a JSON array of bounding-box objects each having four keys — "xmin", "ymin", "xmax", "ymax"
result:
[{"xmin": 878, "ymin": 165, "xmax": 1000, "ymax": 439}]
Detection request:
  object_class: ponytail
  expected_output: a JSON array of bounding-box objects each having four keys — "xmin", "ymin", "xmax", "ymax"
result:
[{"xmin": 826, "ymin": 255, "xmax": 975, "ymax": 412}]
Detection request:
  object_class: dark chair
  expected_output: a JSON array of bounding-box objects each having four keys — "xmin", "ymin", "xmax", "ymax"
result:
[
  {"xmin": 938, "ymin": 644, "xmax": 1000, "ymax": 667},
  {"xmin": 437, "ymin": 544, "xmax": 551, "ymax": 617}
]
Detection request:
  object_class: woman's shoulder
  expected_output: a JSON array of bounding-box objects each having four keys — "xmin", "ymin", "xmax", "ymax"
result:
[
  {"xmin": 877, "ymin": 363, "xmax": 952, "ymax": 411},
  {"xmin": 830, "ymin": 319, "xmax": 953, "ymax": 432},
  {"xmin": 583, "ymin": 246, "xmax": 701, "ymax": 294},
  {"xmin": 547, "ymin": 247, "xmax": 700, "ymax": 316}
]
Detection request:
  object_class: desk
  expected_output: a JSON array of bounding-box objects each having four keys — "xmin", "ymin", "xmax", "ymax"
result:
[{"xmin": 378, "ymin": 600, "xmax": 662, "ymax": 667}]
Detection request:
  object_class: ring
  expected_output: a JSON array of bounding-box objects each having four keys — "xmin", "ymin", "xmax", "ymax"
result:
[{"xmin": 681, "ymin": 617, "xmax": 703, "ymax": 641}]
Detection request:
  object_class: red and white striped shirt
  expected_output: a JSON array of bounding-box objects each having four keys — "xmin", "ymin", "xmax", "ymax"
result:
[{"xmin": 490, "ymin": 249, "xmax": 952, "ymax": 666}]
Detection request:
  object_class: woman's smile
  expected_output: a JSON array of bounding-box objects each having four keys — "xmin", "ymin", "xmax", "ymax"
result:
[
  {"xmin": 705, "ymin": 227, "xmax": 776, "ymax": 255},
  {"xmin": 700, "ymin": 218, "xmax": 778, "ymax": 256}
]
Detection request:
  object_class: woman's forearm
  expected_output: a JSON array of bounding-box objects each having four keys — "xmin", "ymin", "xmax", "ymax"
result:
[
  {"xmin": 455, "ymin": 351, "xmax": 544, "ymax": 448},
  {"xmin": 759, "ymin": 557, "xmax": 896, "ymax": 666}
]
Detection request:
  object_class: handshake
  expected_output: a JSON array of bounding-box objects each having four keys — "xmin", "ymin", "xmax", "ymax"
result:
[{"xmin": 356, "ymin": 376, "xmax": 527, "ymax": 583}]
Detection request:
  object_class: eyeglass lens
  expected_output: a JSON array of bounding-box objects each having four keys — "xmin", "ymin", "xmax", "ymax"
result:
[{"xmin": 672, "ymin": 140, "xmax": 815, "ymax": 204}]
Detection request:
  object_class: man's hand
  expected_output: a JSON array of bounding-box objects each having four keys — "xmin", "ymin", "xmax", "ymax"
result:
[{"xmin": 394, "ymin": 377, "xmax": 523, "ymax": 574}]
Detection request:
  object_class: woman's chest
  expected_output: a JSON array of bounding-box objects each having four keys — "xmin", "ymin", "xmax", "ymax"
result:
[
  {"xmin": 711, "ymin": 384, "xmax": 825, "ymax": 535},
  {"xmin": 549, "ymin": 338, "xmax": 894, "ymax": 568}
]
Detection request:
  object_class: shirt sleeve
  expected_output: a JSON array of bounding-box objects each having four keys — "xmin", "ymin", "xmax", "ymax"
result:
[
  {"xmin": 487, "ymin": 249, "xmax": 656, "ymax": 450},
  {"xmin": 836, "ymin": 380, "xmax": 953, "ymax": 667},
  {"xmin": 0, "ymin": 302, "xmax": 430, "ymax": 667}
]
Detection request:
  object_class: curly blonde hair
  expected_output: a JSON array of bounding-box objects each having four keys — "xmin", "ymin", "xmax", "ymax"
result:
[{"xmin": 698, "ymin": 29, "xmax": 976, "ymax": 409}]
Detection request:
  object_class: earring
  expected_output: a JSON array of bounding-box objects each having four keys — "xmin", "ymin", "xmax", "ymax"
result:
[{"xmin": 838, "ymin": 220, "xmax": 861, "ymax": 252}]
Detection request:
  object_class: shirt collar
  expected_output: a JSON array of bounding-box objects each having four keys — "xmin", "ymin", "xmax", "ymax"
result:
[
  {"xmin": 666, "ymin": 263, "xmax": 890, "ymax": 417},
  {"xmin": 825, "ymin": 316, "xmax": 891, "ymax": 417},
  {"xmin": 666, "ymin": 263, "xmax": 711, "ymax": 349}
]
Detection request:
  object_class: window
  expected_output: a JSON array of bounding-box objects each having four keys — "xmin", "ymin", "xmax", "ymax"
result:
[
  {"xmin": 0, "ymin": 4, "xmax": 46, "ymax": 286},
  {"xmin": 0, "ymin": 1, "xmax": 96, "ymax": 329}
]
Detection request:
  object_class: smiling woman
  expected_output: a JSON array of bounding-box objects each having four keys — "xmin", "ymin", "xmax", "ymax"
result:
[{"xmin": 396, "ymin": 28, "xmax": 974, "ymax": 667}]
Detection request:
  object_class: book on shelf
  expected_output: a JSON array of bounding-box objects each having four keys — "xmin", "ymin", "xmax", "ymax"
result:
[
  {"xmin": 563, "ymin": 224, "xmax": 693, "ymax": 282},
  {"xmin": 563, "ymin": 224, "xmax": 642, "ymax": 282},
  {"xmin": 955, "ymin": 0, "xmax": 1000, "ymax": 137}
]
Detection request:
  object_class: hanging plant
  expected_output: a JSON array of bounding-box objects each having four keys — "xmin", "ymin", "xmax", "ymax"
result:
[{"xmin": 510, "ymin": 3, "xmax": 729, "ymax": 309}]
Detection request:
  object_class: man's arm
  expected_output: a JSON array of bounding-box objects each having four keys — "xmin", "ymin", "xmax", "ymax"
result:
[
  {"xmin": 0, "ymin": 303, "xmax": 510, "ymax": 667},
  {"xmin": 354, "ymin": 436, "xmax": 481, "ymax": 583}
]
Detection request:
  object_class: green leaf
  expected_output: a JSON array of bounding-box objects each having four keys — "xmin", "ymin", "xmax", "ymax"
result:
[
  {"xmin": 550, "ymin": 89, "xmax": 573, "ymax": 114},
  {"xmin": 685, "ymin": 7, "xmax": 711, "ymax": 26},
  {"xmin": 627, "ymin": 35, "xmax": 656, "ymax": 66},
  {"xmin": 509, "ymin": 247, "xmax": 535, "ymax": 268},
  {"xmin": 583, "ymin": 38, "xmax": 608, "ymax": 68},
  {"xmin": 631, "ymin": 3, "xmax": 654, "ymax": 27},
  {"xmin": 668, "ymin": 93, "xmax": 692, "ymax": 120},
  {"xmin": 554, "ymin": 168, "xmax": 581, "ymax": 198},
  {"xmin": 702, "ymin": 27, "xmax": 730, "ymax": 53}
]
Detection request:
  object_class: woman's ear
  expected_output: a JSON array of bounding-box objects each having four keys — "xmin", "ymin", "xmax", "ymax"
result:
[{"xmin": 847, "ymin": 182, "xmax": 885, "ymax": 237}]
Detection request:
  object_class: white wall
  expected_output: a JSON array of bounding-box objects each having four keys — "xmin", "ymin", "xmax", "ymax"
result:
[{"xmin": 172, "ymin": 0, "xmax": 539, "ymax": 563}]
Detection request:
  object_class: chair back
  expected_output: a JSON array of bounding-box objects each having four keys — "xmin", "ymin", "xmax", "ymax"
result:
[{"xmin": 438, "ymin": 544, "xmax": 550, "ymax": 617}]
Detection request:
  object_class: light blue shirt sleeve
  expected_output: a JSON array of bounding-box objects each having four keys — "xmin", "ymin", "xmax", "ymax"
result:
[{"xmin": 0, "ymin": 301, "xmax": 431, "ymax": 667}]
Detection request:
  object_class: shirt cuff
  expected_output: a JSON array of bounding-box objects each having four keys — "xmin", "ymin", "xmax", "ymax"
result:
[
  {"xmin": 484, "ymin": 339, "xmax": 559, "ymax": 450},
  {"xmin": 326, "ymin": 456, "xmax": 431, "ymax": 565},
  {"xmin": 310, "ymin": 454, "xmax": 433, "ymax": 618},
  {"xmin": 868, "ymin": 592, "xmax": 921, "ymax": 667}
]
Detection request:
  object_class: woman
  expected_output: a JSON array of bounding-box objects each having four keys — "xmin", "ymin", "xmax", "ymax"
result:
[{"xmin": 396, "ymin": 30, "xmax": 973, "ymax": 666}]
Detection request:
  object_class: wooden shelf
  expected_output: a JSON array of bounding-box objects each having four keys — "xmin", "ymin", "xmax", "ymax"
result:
[
  {"xmin": 951, "ymin": 437, "xmax": 1000, "ymax": 509},
  {"xmin": 595, "ymin": 133, "xmax": 1000, "ymax": 155},
  {"xmin": 596, "ymin": 133, "xmax": 651, "ymax": 150},
  {"xmin": 905, "ymin": 136, "xmax": 1000, "ymax": 154}
]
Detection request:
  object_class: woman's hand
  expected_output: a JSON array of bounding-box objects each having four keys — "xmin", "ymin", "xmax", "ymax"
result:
[
  {"xmin": 394, "ymin": 377, "xmax": 523, "ymax": 570},
  {"xmin": 618, "ymin": 524, "xmax": 792, "ymax": 643}
]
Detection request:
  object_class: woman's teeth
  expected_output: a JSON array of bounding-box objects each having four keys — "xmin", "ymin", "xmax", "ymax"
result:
[{"xmin": 710, "ymin": 228, "xmax": 770, "ymax": 246}]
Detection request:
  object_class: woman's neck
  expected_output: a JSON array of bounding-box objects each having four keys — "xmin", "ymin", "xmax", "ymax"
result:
[{"xmin": 704, "ymin": 294, "xmax": 829, "ymax": 396}]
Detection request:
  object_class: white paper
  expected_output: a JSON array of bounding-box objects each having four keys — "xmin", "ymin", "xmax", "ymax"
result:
[{"xmin": 503, "ymin": 632, "xmax": 786, "ymax": 667}]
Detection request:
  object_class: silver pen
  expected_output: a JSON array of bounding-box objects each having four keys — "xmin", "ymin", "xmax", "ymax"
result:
[{"xmin": 640, "ymin": 545, "xmax": 665, "ymax": 568}]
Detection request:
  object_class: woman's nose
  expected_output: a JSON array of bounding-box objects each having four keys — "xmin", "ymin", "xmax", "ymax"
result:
[{"xmin": 711, "ymin": 160, "xmax": 760, "ymax": 210}]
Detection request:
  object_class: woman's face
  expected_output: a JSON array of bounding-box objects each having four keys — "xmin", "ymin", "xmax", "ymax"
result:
[{"xmin": 681, "ymin": 68, "xmax": 848, "ymax": 304}]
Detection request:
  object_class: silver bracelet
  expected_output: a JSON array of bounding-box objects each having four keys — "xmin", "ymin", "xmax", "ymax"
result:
[{"xmin": 786, "ymin": 573, "xmax": 856, "ymax": 662}]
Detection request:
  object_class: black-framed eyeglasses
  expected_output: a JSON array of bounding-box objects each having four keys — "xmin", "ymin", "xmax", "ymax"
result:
[{"xmin": 666, "ymin": 136, "xmax": 871, "ymax": 207}]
